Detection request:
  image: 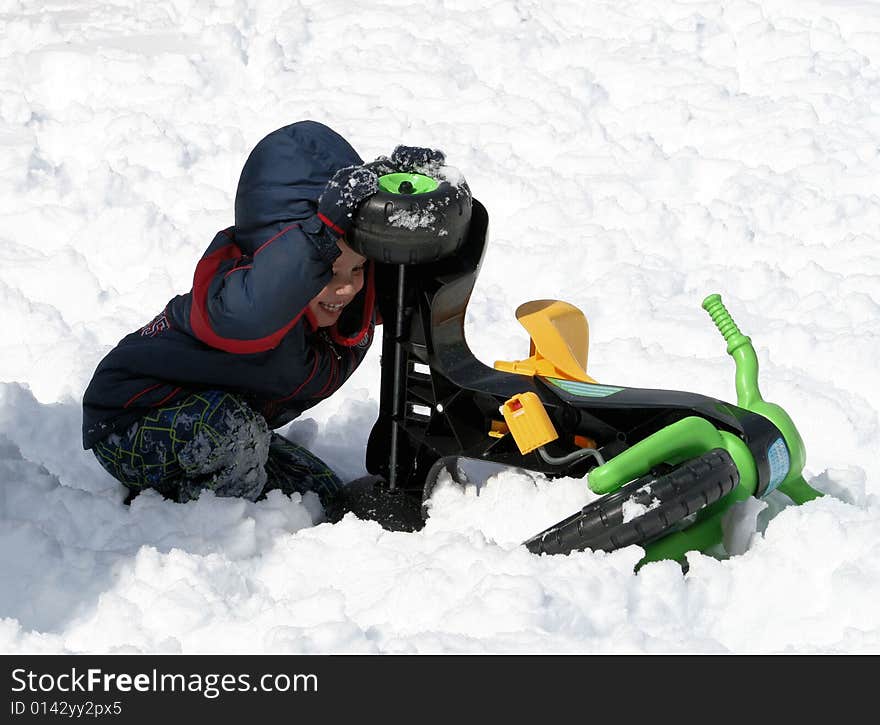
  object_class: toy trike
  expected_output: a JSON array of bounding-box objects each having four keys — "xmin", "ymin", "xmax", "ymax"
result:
[{"xmin": 341, "ymin": 167, "xmax": 822, "ymax": 565}]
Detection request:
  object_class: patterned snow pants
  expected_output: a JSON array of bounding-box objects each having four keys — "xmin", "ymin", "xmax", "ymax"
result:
[{"xmin": 92, "ymin": 390, "xmax": 342, "ymax": 505}]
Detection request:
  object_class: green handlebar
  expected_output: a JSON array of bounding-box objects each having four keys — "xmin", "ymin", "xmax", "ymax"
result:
[
  {"xmin": 702, "ymin": 293, "xmax": 761, "ymax": 409},
  {"xmin": 701, "ymin": 293, "xmax": 818, "ymax": 501}
]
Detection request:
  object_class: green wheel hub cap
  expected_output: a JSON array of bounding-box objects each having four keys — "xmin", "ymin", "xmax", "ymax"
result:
[{"xmin": 378, "ymin": 172, "xmax": 439, "ymax": 195}]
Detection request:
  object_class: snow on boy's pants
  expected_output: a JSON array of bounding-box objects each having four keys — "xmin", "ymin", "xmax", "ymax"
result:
[{"xmin": 92, "ymin": 390, "xmax": 342, "ymax": 505}]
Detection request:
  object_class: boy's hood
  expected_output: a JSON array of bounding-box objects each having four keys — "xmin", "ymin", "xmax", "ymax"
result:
[{"xmin": 233, "ymin": 120, "xmax": 363, "ymax": 255}]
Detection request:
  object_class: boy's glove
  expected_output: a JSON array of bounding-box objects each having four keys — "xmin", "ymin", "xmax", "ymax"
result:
[
  {"xmin": 317, "ymin": 165, "xmax": 379, "ymax": 238},
  {"xmin": 390, "ymin": 144, "xmax": 445, "ymax": 169},
  {"xmin": 366, "ymin": 145, "xmax": 447, "ymax": 176}
]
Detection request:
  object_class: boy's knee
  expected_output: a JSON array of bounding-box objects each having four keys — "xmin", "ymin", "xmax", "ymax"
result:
[{"xmin": 177, "ymin": 398, "xmax": 272, "ymax": 501}]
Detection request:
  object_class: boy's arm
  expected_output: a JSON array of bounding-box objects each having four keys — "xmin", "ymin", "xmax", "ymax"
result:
[
  {"xmin": 189, "ymin": 165, "xmax": 378, "ymax": 354},
  {"xmin": 188, "ymin": 220, "xmax": 338, "ymax": 354}
]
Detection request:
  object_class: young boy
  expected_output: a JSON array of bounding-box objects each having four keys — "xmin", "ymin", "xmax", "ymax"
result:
[{"xmin": 82, "ymin": 120, "xmax": 443, "ymax": 509}]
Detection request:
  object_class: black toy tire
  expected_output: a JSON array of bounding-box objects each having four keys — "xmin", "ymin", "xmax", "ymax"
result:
[
  {"xmin": 348, "ymin": 178, "xmax": 472, "ymax": 265},
  {"xmin": 323, "ymin": 475, "xmax": 426, "ymax": 533},
  {"xmin": 420, "ymin": 456, "xmax": 471, "ymax": 520},
  {"xmin": 524, "ymin": 448, "xmax": 740, "ymax": 556}
]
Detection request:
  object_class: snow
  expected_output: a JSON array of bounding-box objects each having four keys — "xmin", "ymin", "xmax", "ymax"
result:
[
  {"xmin": 387, "ymin": 207, "xmax": 437, "ymax": 230},
  {"xmin": 1, "ymin": 0, "xmax": 879, "ymax": 653},
  {"xmin": 621, "ymin": 486, "xmax": 661, "ymax": 524}
]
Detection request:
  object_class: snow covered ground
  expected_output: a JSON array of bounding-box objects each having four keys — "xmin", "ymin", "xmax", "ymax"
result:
[{"xmin": 2, "ymin": 0, "xmax": 879, "ymax": 653}]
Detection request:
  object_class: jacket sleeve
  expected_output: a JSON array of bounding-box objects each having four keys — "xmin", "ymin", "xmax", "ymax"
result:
[{"xmin": 188, "ymin": 218, "xmax": 340, "ymax": 354}]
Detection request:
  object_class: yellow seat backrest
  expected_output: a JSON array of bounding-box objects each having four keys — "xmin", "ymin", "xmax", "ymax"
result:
[{"xmin": 494, "ymin": 299, "xmax": 598, "ymax": 383}]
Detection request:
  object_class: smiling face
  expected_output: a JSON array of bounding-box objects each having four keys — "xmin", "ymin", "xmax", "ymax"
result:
[{"xmin": 308, "ymin": 239, "xmax": 367, "ymax": 328}]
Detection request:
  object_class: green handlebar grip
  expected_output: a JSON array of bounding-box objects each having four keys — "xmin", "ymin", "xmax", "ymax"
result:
[
  {"xmin": 702, "ymin": 294, "xmax": 761, "ymax": 409},
  {"xmin": 702, "ymin": 293, "xmax": 816, "ymax": 500},
  {"xmin": 702, "ymin": 293, "xmax": 749, "ymax": 352}
]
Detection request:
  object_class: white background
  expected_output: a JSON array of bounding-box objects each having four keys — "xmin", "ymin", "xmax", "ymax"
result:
[{"xmin": 1, "ymin": 0, "xmax": 878, "ymax": 653}]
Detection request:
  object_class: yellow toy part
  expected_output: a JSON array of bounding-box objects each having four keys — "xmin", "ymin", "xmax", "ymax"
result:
[
  {"xmin": 494, "ymin": 299, "xmax": 598, "ymax": 383},
  {"xmin": 500, "ymin": 392, "xmax": 559, "ymax": 454},
  {"xmin": 488, "ymin": 419, "xmax": 509, "ymax": 439}
]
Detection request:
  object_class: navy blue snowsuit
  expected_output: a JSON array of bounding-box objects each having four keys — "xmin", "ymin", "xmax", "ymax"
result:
[{"xmin": 82, "ymin": 122, "xmax": 378, "ymax": 499}]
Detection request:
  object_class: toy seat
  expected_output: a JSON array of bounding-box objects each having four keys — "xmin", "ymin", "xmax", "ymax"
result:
[{"xmin": 494, "ymin": 300, "xmax": 598, "ymax": 383}]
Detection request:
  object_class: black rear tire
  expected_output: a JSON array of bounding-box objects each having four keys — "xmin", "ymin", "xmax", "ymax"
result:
[
  {"xmin": 524, "ymin": 448, "xmax": 740, "ymax": 556},
  {"xmin": 348, "ymin": 173, "xmax": 472, "ymax": 265}
]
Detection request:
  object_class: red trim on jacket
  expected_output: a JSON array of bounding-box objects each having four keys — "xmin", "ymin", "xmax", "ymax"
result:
[
  {"xmin": 316, "ymin": 349, "xmax": 338, "ymax": 397},
  {"xmin": 274, "ymin": 353, "xmax": 320, "ymax": 404},
  {"xmin": 155, "ymin": 386, "xmax": 183, "ymax": 407},
  {"xmin": 317, "ymin": 212, "xmax": 345, "ymax": 238},
  {"xmin": 254, "ymin": 224, "xmax": 298, "ymax": 256},
  {"xmin": 223, "ymin": 264, "xmax": 252, "ymax": 279},
  {"xmin": 304, "ymin": 307, "xmax": 318, "ymax": 332},
  {"xmin": 124, "ymin": 383, "xmax": 162, "ymax": 409},
  {"xmin": 189, "ymin": 241, "xmax": 307, "ymax": 354}
]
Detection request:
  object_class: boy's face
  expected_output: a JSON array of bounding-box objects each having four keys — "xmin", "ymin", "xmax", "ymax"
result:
[{"xmin": 308, "ymin": 239, "xmax": 367, "ymax": 328}]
